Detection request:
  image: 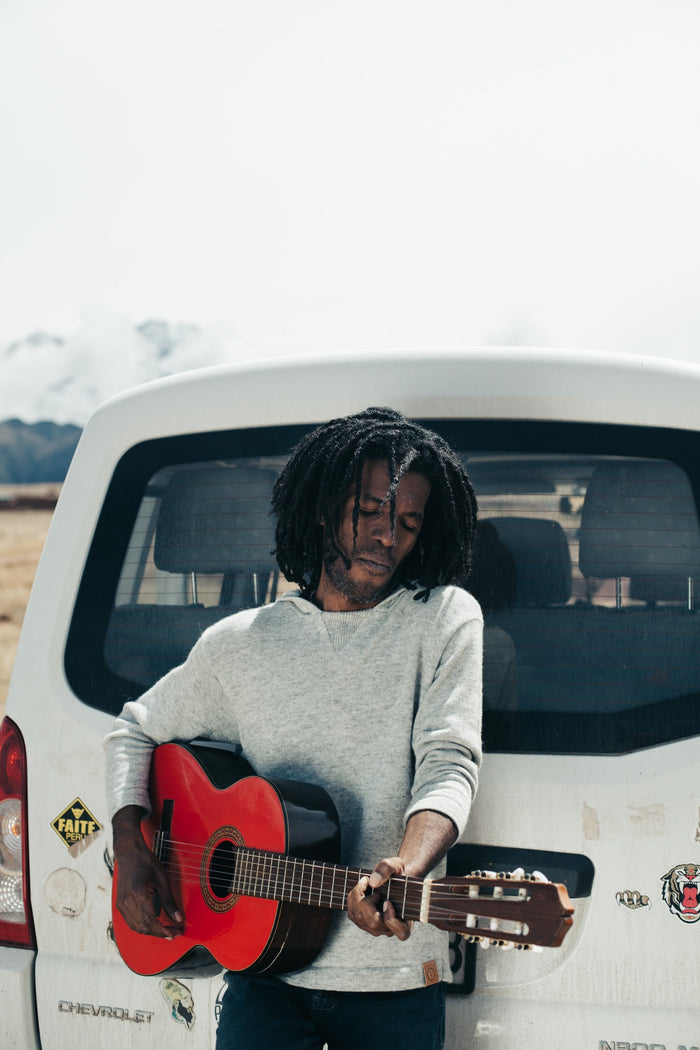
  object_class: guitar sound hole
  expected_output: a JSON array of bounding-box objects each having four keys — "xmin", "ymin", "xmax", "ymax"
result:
[{"xmin": 208, "ymin": 839, "xmax": 237, "ymax": 900}]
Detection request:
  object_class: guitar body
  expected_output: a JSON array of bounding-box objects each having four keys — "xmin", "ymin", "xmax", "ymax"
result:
[{"xmin": 112, "ymin": 741, "xmax": 342, "ymax": 977}]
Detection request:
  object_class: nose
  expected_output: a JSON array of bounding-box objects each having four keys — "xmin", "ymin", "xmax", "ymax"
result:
[{"xmin": 370, "ymin": 508, "xmax": 395, "ymax": 547}]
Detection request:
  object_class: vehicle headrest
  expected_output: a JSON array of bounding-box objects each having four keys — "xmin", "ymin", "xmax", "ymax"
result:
[
  {"xmin": 578, "ymin": 460, "xmax": 700, "ymax": 579},
  {"xmin": 154, "ymin": 466, "xmax": 278, "ymax": 575},
  {"xmin": 488, "ymin": 517, "xmax": 572, "ymax": 606}
]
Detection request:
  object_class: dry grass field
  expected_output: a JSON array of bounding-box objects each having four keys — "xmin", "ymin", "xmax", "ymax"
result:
[{"xmin": 0, "ymin": 488, "xmax": 57, "ymax": 719}]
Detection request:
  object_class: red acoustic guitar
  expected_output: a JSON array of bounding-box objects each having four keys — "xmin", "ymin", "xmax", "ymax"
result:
[{"xmin": 112, "ymin": 742, "xmax": 574, "ymax": 977}]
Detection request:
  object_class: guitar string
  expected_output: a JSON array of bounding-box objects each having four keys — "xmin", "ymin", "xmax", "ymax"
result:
[
  {"xmin": 155, "ymin": 854, "xmax": 538, "ymax": 904},
  {"xmin": 147, "ymin": 863, "xmax": 538, "ymax": 932},
  {"xmin": 136, "ymin": 860, "xmax": 543, "ymax": 936},
  {"xmin": 149, "ymin": 870, "xmax": 532, "ymax": 933},
  {"xmin": 145, "ymin": 835, "xmax": 542, "ymax": 897},
  {"xmin": 135, "ymin": 836, "xmax": 545, "ymax": 933},
  {"xmin": 144, "ymin": 843, "xmax": 538, "ymax": 906},
  {"xmin": 142, "ymin": 875, "xmax": 537, "ymax": 939},
  {"xmin": 149, "ymin": 835, "xmax": 548, "ymax": 891}
]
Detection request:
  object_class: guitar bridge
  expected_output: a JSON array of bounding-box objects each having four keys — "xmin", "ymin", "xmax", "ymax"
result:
[
  {"xmin": 151, "ymin": 799, "xmax": 174, "ymax": 918},
  {"xmin": 154, "ymin": 799, "xmax": 174, "ymax": 863}
]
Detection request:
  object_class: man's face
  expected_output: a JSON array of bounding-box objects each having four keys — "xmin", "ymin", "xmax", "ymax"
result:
[{"xmin": 316, "ymin": 458, "xmax": 431, "ymax": 611}]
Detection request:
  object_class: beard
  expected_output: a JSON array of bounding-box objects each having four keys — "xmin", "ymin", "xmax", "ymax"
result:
[{"xmin": 321, "ymin": 543, "xmax": 397, "ymax": 607}]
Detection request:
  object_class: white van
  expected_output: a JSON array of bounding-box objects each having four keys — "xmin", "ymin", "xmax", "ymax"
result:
[{"xmin": 2, "ymin": 348, "xmax": 699, "ymax": 1049}]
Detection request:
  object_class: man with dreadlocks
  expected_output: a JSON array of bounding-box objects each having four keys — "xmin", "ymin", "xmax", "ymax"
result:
[{"xmin": 105, "ymin": 407, "xmax": 483, "ymax": 1050}]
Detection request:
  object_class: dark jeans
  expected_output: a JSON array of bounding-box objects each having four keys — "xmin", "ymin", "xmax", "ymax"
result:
[{"xmin": 216, "ymin": 972, "xmax": 446, "ymax": 1050}]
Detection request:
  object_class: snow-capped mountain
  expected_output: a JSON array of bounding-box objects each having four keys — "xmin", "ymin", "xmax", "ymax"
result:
[{"xmin": 0, "ymin": 314, "xmax": 253, "ymax": 425}]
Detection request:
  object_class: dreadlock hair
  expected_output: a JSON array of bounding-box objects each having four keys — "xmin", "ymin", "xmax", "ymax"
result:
[{"xmin": 271, "ymin": 406, "xmax": 478, "ymax": 602}]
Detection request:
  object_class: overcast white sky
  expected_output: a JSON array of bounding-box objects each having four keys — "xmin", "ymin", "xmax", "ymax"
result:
[{"xmin": 2, "ymin": 0, "xmax": 699, "ymax": 364}]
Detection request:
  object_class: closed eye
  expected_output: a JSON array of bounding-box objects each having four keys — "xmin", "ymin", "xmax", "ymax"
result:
[{"xmin": 357, "ymin": 503, "xmax": 422, "ymax": 532}]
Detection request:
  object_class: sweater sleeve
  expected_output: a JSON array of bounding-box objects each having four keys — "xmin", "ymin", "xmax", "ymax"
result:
[
  {"xmin": 103, "ymin": 632, "xmax": 235, "ymax": 820},
  {"xmin": 404, "ymin": 604, "xmax": 483, "ymax": 838}
]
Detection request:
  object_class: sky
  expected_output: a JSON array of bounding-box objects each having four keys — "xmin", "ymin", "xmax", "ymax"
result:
[{"xmin": 2, "ymin": 0, "xmax": 700, "ymax": 377}]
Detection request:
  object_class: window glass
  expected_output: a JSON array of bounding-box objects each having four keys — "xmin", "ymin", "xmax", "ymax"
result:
[
  {"xmin": 105, "ymin": 457, "xmax": 292, "ymax": 688},
  {"xmin": 65, "ymin": 422, "xmax": 700, "ymax": 753},
  {"xmin": 468, "ymin": 454, "xmax": 700, "ymax": 718}
]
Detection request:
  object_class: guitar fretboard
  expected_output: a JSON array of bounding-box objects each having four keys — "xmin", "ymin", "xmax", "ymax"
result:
[{"xmin": 231, "ymin": 847, "xmax": 425, "ymax": 921}]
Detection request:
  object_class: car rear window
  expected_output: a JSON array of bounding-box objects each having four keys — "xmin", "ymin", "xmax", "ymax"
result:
[{"xmin": 65, "ymin": 421, "xmax": 700, "ymax": 753}]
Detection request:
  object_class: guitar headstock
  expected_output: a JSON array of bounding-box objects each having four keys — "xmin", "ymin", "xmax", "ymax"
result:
[{"xmin": 429, "ymin": 868, "xmax": 574, "ymax": 950}]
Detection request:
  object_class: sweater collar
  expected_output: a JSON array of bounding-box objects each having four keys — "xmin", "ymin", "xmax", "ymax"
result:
[{"xmin": 277, "ymin": 585, "xmax": 409, "ymax": 616}]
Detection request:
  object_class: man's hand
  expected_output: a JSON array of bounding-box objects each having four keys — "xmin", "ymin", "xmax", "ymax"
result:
[
  {"xmin": 112, "ymin": 805, "xmax": 184, "ymax": 940},
  {"xmin": 346, "ymin": 810, "xmax": 458, "ymax": 942},
  {"xmin": 347, "ymin": 856, "xmax": 413, "ymax": 941}
]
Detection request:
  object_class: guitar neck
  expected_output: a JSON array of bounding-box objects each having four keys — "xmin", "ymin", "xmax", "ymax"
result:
[{"xmin": 232, "ymin": 847, "xmax": 425, "ymax": 922}]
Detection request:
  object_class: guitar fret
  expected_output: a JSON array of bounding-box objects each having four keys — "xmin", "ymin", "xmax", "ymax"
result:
[
  {"xmin": 264, "ymin": 854, "xmax": 270, "ymax": 897},
  {"xmin": 253, "ymin": 852, "xmax": 260, "ymax": 897},
  {"xmin": 275, "ymin": 854, "xmax": 283, "ymax": 901},
  {"xmin": 283, "ymin": 856, "xmax": 290, "ymax": 901},
  {"xmin": 401, "ymin": 876, "xmax": 408, "ymax": 919},
  {"xmin": 285, "ymin": 857, "xmax": 293, "ymax": 902},
  {"xmin": 238, "ymin": 850, "xmax": 246, "ymax": 896},
  {"xmin": 272, "ymin": 852, "xmax": 280, "ymax": 902},
  {"xmin": 248, "ymin": 851, "xmax": 256, "ymax": 897},
  {"xmin": 245, "ymin": 850, "xmax": 252, "ymax": 896}
]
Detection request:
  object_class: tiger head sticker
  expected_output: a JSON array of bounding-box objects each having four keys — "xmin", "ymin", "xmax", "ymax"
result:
[{"xmin": 661, "ymin": 863, "xmax": 700, "ymax": 923}]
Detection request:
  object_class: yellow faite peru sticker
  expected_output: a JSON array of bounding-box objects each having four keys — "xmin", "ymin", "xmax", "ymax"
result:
[{"xmin": 51, "ymin": 798, "xmax": 103, "ymax": 849}]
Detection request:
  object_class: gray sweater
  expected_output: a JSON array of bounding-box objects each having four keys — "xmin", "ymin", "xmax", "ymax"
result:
[{"xmin": 104, "ymin": 584, "xmax": 483, "ymax": 991}]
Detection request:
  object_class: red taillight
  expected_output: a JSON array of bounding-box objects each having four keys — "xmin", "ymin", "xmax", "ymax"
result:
[{"xmin": 0, "ymin": 717, "xmax": 35, "ymax": 949}]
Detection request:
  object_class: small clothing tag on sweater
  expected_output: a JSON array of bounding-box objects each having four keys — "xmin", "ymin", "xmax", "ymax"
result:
[{"xmin": 422, "ymin": 959, "xmax": 440, "ymax": 986}]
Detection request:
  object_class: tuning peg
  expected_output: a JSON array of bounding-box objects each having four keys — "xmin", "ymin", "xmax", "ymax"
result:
[{"xmin": 461, "ymin": 934, "xmax": 482, "ymax": 945}]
